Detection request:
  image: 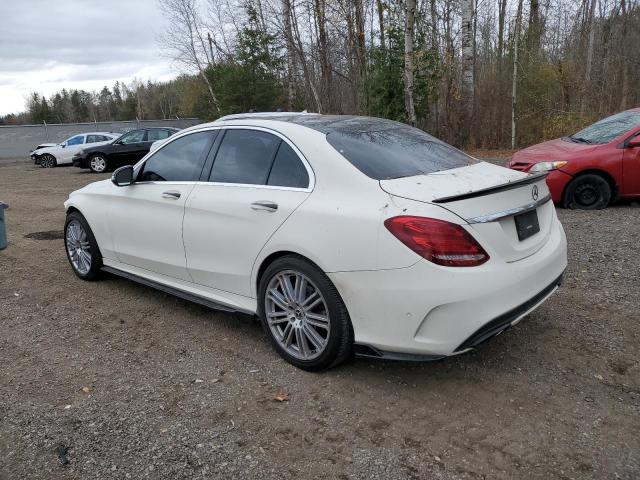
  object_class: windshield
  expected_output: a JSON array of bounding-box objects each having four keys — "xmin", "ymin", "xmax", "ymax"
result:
[
  {"xmin": 570, "ymin": 111, "xmax": 640, "ymax": 144},
  {"xmin": 326, "ymin": 126, "xmax": 476, "ymax": 180}
]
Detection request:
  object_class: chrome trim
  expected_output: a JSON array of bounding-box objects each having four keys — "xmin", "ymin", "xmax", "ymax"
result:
[
  {"xmin": 466, "ymin": 193, "xmax": 552, "ymax": 224},
  {"xmin": 133, "ymin": 125, "xmax": 316, "ymax": 193}
]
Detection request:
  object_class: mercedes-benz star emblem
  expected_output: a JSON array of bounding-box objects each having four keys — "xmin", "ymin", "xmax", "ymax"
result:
[{"xmin": 532, "ymin": 185, "xmax": 539, "ymax": 201}]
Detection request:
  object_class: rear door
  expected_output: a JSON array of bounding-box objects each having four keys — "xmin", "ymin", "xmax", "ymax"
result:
[
  {"xmin": 107, "ymin": 130, "xmax": 216, "ymax": 280},
  {"xmin": 183, "ymin": 128, "xmax": 312, "ymax": 297}
]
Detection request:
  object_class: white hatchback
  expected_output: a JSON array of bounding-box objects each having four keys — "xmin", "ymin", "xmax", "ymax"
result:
[
  {"xmin": 36, "ymin": 132, "xmax": 118, "ymax": 168},
  {"xmin": 63, "ymin": 114, "xmax": 567, "ymax": 370}
]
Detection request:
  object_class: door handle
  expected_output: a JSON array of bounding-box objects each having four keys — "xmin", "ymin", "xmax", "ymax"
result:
[
  {"xmin": 251, "ymin": 201, "xmax": 278, "ymax": 212},
  {"xmin": 162, "ymin": 191, "xmax": 181, "ymax": 199}
]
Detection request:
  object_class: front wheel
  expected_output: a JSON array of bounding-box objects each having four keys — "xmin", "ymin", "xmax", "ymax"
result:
[
  {"xmin": 258, "ymin": 255, "xmax": 353, "ymax": 371},
  {"xmin": 564, "ymin": 173, "xmax": 611, "ymax": 210},
  {"xmin": 89, "ymin": 154, "xmax": 109, "ymax": 173},
  {"xmin": 64, "ymin": 211, "xmax": 103, "ymax": 280},
  {"xmin": 40, "ymin": 154, "xmax": 57, "ymax": 168}
]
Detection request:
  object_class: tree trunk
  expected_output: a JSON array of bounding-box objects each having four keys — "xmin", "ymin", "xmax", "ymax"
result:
[
  {"xmin": 461, "ymin": 0, "xmax": 474, "ymax": 144},
  {"xmin": 376, "ymin": 0, "xmax": 385, "ymax": 49},
  {"xmin": 512, "ymin": 0, "xmax": 524, "ymax": 150},
  {"xmin": 619, "ymin": 0, "xmax": 630, "ymax": 110},
  {"xmin": 582, "ymin": 0, "xmax": 597, "ymax": 117},
  {"xmin": 282, "ymin": 0, "xmax": 296, "ymax": 110},
  {"xmin": 354, "ymin": 0, "xmax": 367, "ymax": 114},
  {"xmin": 497, "ymin": 0, "xmax": 507, "ymax": 65},
  {"xmin": 404, "ymin": 0, "xmax": 417, "ymax": 126},
  {"xmin": 430, "ymin": 0, "xmax": 439, "ymax": 136}
]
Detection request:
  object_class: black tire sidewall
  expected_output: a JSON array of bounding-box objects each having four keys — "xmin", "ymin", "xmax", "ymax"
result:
[
  {"xmin": 565, "ymin": 174, "xmax": 611, "ymax": 210},
  {"xmin": 64, "ymin": 212, "xmax": 103, "ymax": 280},
  {"xmin": 257, "ymin": 256, "xmax": 353, "ymax": 371}
]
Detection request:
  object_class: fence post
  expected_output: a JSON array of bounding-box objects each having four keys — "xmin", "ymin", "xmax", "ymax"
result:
[{"xmin": 43, "ymin": 120, "xmax": 48, "ymax": 141}]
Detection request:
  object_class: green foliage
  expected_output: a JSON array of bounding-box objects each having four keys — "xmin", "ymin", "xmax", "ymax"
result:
[{"xmin": 367, "ymin": 27, "xmax": 440, "ymax": 124}]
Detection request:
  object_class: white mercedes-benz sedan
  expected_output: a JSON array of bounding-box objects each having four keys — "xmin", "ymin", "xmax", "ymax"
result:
[{"xmin": 63, "ymin": 113, "xmax": 567, "ymax": 370}]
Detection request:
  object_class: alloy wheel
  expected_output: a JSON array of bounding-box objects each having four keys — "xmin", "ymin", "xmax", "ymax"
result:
[
  {"xmin": 41, "ymin": 155, "xmax": 55, "ymax": 168},
  {"xmin": 90, "ymin": 156, "xmax": 107, "ymax": 173},
  {"xmin": 65, "ymin": 220, "xmax": 92, "ymax": 275},
  {"xmin": 264, "ymin": 270, "xmax": 330, "ymax": 360}
]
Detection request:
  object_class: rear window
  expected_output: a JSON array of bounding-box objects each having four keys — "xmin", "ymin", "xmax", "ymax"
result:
[{"xmin": 326, "ymin": 127, "xmax": 476, "ymax": 180}]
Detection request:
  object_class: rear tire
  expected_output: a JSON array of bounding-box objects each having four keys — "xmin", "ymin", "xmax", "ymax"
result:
[
  {"xmin": 64, "ymin": 211, "xmax": 103, "ymax": 280},
  {"xmin": 40, "ymin": 154, "xmax": 57, "ymax": 168},
  {"xmin": 564, "ymin": 173, "xmax": 611, "ymax": 210},
  {"xmin": 89, "ymin": 154, "xmax": 109, "ymax": 173},
  {"xmin": 258, "ymin": 255, "xmax": 353, "ymax": 371}
]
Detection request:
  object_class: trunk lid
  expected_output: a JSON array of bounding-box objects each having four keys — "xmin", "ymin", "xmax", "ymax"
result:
[{"xmin": 380, "ymin": 162, "xmax": 555, "ymax": 262}]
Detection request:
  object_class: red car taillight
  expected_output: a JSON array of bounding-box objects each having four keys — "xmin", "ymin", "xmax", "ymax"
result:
[{"xmin": 384, "ymin": 216, "xmax": 490, "ymax": 267}]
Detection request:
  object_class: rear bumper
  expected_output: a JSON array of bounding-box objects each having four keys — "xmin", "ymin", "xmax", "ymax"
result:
[{"xmin": 328, "ymin": 218, "xmax": 568, "ymax": 357}]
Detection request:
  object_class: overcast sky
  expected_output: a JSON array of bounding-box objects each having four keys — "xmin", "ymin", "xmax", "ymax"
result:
[{"xmin": 0, "ymin": 0, "xmax": 177, "ymax": 115}]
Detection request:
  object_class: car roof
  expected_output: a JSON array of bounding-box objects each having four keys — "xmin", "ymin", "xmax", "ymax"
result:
[{"xmin": 215, "ymin": 112, "xmax": 410, "ymax": 134}]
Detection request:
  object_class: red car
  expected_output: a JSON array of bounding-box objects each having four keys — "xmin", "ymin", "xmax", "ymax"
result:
[{"xmin": 508, "ymin": 108, "xmax": 640, "ymax": 209}]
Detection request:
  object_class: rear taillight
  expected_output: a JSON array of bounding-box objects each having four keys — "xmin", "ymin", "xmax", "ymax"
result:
[{"xmin": 384, "ymin": 216, "xmax": 489, "ymax": 267}]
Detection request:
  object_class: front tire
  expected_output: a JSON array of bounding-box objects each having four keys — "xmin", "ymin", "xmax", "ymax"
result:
[
  {"xmin": 564, "ymin": 173, "xmax": 611, "ymax": 210},
  {"xmin": 89, "ymin": 154, "xmax": 109, "ymax": 173},
  {"xmin": 40, "ymin": 154, "xmax": 57, "ymax": 168},
  {"xmin": 258, "ymin": 255, "xmax": 353, "ymax": 371},
  {"xmin": 64, "ymin": 211, "xmax": 102, "ymax": 280}
]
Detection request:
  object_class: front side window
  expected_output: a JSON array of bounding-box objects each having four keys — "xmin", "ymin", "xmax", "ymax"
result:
[
  {"xmin": 138, "ymin": 131, "xmax": 212, "ymax": 182},
  {"xmin": 570, "ymin": 111, "xmax": 640, "ymax": 145},
  {"xmin": 267, "ymin": 142, "xmax": 309, "ymax": 188},
  {"xmin": 120, "ymin": 130, "xmax": 146, "ymax": 145},
  {"xmin": 66, "ymin": 135, "xmax": 84, "ymax": 146},
  {"xmin": 147, "ymin": 129, "xmax": 172, "ymax": 142},
  {"xmin": 326, "ymin": 126, "xmax": 476, "ymax": 180},
  {"xmin": 209, "ymin": 130, "xmax": 281, "ymax": 185}
]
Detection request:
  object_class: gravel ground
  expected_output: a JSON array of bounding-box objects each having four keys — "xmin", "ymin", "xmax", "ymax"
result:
[{"xmin": 0, "ymin": 157, "xmax": 639, "ymax": 480}]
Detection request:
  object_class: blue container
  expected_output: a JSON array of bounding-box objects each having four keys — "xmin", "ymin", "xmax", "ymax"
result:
[{"xmin": 0, "ymin": 203, "xmax": 8, "ymax": 250}]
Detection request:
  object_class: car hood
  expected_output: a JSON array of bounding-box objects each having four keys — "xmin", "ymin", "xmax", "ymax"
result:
[{"xmin": 511, "ymin": 137, "xmax": 598, "ymax": 164}]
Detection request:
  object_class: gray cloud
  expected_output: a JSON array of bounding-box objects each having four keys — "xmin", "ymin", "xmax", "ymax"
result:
[{"xmin": 0, "ymin": 0, "xmax": 177, "ymax": 115}]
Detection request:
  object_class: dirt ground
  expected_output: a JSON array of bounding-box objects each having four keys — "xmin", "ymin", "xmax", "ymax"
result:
[{"xmin": 1, "ymin": 157, "xmax": 639, "ymax": 480}]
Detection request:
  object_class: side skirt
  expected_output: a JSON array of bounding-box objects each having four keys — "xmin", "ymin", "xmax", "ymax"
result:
[{"xmin": 101, "ymin": 265, "xmax": 254, "ymax": 316}]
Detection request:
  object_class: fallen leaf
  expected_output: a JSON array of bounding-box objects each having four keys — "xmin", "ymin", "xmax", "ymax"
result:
[
  {"xmin": 594, "ymin": 374, "xmax": 603, "ymax": 381},
  {"xmin": 273, "ymin": 390, "xmax": 289, "ymax": 402},
  {"xmin": 81, "ymin": 386, "xmax": 92, "ymax": 393}
]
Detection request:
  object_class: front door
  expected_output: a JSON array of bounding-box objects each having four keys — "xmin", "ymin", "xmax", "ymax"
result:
[
  {"xmin": 110, "ymin": 130, "xmax": 149, "ymax": 167},
  {"xmin": 107, "ymin": 130, "xmax": 215, "ymax": 280},
  {"xmin": 622, "ymin": 133, "xmax": 640, "ymax": 196},
  {"xmin": 60, "ymin": 135, "xmax": 86, "ymax": 163},
  {"xmin": 183, "ymin": 128, "xmax": 312, "ymax": 297}
]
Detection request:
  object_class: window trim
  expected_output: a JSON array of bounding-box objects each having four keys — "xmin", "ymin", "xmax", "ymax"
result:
[
  {"xmin": 134, "ymin": 129, "xmax": 218, "ymax": 184},
  {"xmin": 204, "ymin": 126, "xmax": 314, "ymax": 192},
  {"xmin": 133, "ymin": 125, "xmax": 315, "ymax": 192}
]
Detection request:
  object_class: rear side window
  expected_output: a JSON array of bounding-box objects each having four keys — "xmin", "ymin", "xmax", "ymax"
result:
[
  {"xmin": 147, "ymin": 129, "xmax": 172, "ymax": 142},
  {"xmin": 86, "ymin": 135, "xmax": 107, "ymax": 143},
  {"xmin": 326, "ymin": 127, "xmax": 475, "ymax": 180},
  {"xmin": 267, "ymin": 142, "xmax": 309, "ymax": 188},
  {"xmin": 210, "ymin": 130, "xmax": 281, "ymax": 185},
  {"xmin": 139, "ymin": 131, "xmax": 212, "ymax": 182}
]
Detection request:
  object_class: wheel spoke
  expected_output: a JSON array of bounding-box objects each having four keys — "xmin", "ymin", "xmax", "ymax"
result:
[
  {"xmin": 280, "ymin": 275, "xmax": 296, "ymax": 304},
  {"xmin": 294, "ymin": 275, "xmax": 307, "ymax": 303},
  {"xmin": 301, "ymin": 290, "xmax": 320, "ymax": 309},
  {"xmin": 306, "ymin": 312, "xmax": 329, "ymax": 325},
  {"xmin": 295, "ymin": 328, "xmax": 309, "ymax": 358},
  {"xmin": 281, "ymin": 323, "xmax": 294, "ymax": 347},
  {"xmin": 302, "ymin": 324, "xmax": 323, "ymax": 350},
  {"xmin": 268, "ymin": 289, "xmax": 289, "ymax": 310}
]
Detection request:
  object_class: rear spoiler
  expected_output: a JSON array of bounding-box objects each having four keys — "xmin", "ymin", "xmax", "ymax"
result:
[{"xmin": 432, "ymin": 172, "xmax": 548, "ymax": 204}]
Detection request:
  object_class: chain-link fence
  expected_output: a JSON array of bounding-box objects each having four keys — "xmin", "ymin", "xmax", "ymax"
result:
[{"xmin": 0, "ymin": 118, "xmax": 202, "ymax": 159}]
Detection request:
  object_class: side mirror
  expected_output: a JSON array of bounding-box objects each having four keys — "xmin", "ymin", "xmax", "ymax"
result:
[
  {"xmin": 627, "ymin": 137, "xmax": 640, "ymax": 148},
  {"xmin": 111, "ymin": 165, "xmax": 134, "ymax": 187},
  {"xmin": 61, "ymin": 143, "xmax": 66, "ymax": 148}
]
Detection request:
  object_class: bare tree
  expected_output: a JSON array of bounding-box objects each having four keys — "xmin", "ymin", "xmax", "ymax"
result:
[
  {"xmin": 461, "ymin": 0, "xmax": 475, "ymax": 143},
  {"xmin": 404, "ymin": 0, "xmax": 417, "ymax": 126},
  {"xmin": 159, "ymin": 0, "xmax": 220, "ymax": 112},
  {"xmin": 512, "ymin": 0, "xmax": 524, "ymax": 149}
]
